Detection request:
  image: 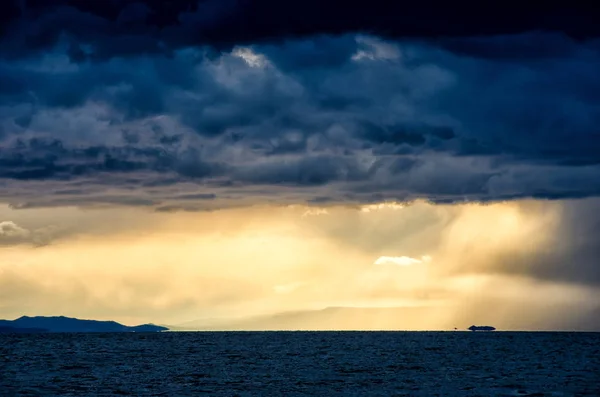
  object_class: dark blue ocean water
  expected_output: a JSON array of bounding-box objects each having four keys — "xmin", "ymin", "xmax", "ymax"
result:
[{"xmin": 1, "ymin": 332, "xmax": 599, "ymax": 396}]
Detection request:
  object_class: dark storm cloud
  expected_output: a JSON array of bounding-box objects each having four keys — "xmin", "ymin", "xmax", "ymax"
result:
[
  {"xmin": 0, "ymin": 136, "xmax": 226, "ymax": 181},
  {"xmin": 2, "ymin": 1, "xmax": 600, "ymax": 62},
  {"xmin": 0, "ymin": 38, "xmax": 597, "ymax": 206},
  {"xmin": 435, "ymin": 32, "xmax": 583, "ymax": 61},
  {"xmin": 0, "ymin": 5, "xmax": 599, "ymax": 209}
]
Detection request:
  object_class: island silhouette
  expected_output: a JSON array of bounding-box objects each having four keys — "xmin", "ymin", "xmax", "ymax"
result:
[{"xmin": 0, "ymin": 316, "xmax": 168, "ymax": 333}]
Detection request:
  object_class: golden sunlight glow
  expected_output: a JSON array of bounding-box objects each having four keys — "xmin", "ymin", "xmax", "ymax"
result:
[{"xmin": 1, "ymin": 199, "xmax": 597, "ymax": 330}]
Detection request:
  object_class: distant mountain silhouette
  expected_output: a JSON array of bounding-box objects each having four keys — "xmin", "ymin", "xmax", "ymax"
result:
[
  {"xmin": 178, "ymin": 306, "xmax": 449, "ymax": 331},
  {"xmin": 0, "ymin": 316, "xmax": 168, "ymax": 333},
  {"xmin": 177, "ymin": 301, "xmax": 600, "ymax": 331}
]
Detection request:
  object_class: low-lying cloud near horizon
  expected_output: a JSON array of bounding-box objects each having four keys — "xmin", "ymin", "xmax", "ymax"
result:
[{"xmin": 1, "ymin": 1, "xmax": 599, "ymax": 330}]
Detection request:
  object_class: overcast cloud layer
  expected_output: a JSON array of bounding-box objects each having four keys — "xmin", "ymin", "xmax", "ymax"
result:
[{"xmin": 1, "ymin": 2, "xmax": 600, "ymax": 209}]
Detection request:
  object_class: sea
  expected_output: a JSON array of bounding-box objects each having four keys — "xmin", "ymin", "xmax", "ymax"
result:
[{"xmin": 1, "ymin": 331, "xmax": 599, "ymax": 396}]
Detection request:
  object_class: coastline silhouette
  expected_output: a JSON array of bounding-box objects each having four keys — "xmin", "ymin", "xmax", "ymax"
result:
[{"xmin": 0, "ymin": 316, "xmax": 168, "ymax": 333}]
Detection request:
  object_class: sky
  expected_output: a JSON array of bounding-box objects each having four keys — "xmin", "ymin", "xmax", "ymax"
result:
[{"xmin": 0, "ymin": 1, "xmax": 599, "ymax": 330}]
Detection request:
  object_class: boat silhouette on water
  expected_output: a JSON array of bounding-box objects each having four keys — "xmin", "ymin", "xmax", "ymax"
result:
[{"xmin": 468, "ymin": 325, "xmax": 496, "ymax": 331}]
